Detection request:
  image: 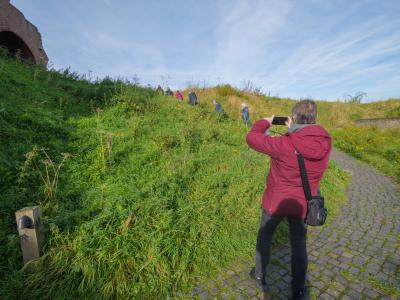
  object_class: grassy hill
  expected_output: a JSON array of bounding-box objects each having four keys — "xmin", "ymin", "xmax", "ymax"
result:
[
  {"xmin": 189, "ymin": 84, "xmax": 400, "ymax": 127},
  {"xmin": 0, "ymin": 55, "xmax": 348, "ymax": 299},
  {"xmin": 186, "ymin": 85, "xmax": 400, "ymax": 182}
]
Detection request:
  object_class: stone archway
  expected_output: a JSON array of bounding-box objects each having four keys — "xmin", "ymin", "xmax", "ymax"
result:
[
  {"xmin": 0, "ymin": 0, "xmax": 48, "ymax": 64},
  {"xmin": 0, "ymin": 31, "xmax": 35, "ymax": 62}
]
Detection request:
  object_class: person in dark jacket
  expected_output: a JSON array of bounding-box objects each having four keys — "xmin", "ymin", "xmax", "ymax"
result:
[
  {"xmin": 156, "ymin": 85, "xmax": 164, "ymax": 95},
  {"xmin": 246, "ymin": 99, "xmax": 331, "ymax": 300},
  {"xmin": 241, "ymin": 103, "xmax": 250, "ymax": 125},
  {"xmin": 188, "ymin": 90, "xmax": 198, "ymax": 106},
  {"xmin": 165, "ymin": 87, "xmax": 174, "ymax": 96},
  {"xmin": 212, "ymin": 99, "xmax": 224, "ymax": 113}
]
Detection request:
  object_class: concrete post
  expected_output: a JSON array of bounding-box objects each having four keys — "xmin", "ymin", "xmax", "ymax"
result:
[{"xmin": 15, "ymin": 206, "xmax": 44, "ymax": 265}]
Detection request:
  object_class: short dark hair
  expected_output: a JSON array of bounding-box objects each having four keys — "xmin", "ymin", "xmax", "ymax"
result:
[{"xmin": 292, "ymin": 99, "xmax": 317, "ymax": 124}]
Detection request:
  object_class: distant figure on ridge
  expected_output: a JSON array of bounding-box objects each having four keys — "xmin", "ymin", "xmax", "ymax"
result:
[
  {"xmin": 212, "ymin": 99, "xmax": 224, "ymax": 113},
  {"xmin": 175, "ymin": 90, "xmax": 184, "ymax": 101},
  {"xmin": 241, "ymin": 103, "xmax": 250, "ymax": 125},
  {"xmin": 188, "ymin": 90, "xmax": 198, "ymax": 106},
  {"xmin": 156, "ymin": 85, "xmax": 164, "ymax": 95},
  {"xmin": 165, "ymin": 87, "xmax": 174, "ymax": 96}
]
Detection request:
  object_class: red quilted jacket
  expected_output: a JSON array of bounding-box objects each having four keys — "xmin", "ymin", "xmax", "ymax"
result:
[{"xmin": 246, "ymin": 119, "xmax": 331, "ymax": 219}]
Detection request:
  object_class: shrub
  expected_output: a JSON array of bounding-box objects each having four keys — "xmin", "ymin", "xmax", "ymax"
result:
[{"xmin": 216, "ymin": 84, "xmax": 243, "ymax": 98}]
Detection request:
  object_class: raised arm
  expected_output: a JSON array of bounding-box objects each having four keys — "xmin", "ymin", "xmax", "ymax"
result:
[{"xmin": 246, "ymin": 119, "xmax": 283, "ymax": 158}]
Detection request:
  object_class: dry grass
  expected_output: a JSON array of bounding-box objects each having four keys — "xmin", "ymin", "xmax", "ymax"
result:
[{"xmin": 181, "ymin": 85, "xmax": 400, "ymax": 129}]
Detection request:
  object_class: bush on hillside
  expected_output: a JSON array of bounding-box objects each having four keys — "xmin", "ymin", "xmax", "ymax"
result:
[{"xmin": 216, "ymin": 84, "xmax": 243, "ymax": 98}]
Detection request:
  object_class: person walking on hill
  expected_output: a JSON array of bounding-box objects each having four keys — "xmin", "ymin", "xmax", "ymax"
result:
[
  {"xmin": 175, "ymin": 90, "xmax": 183, "ymax": 101},
  {"xmin": 212, "ymin": 99, "xmax": 224, "ymax": 113},
  {"xmin": 188, "ymin": 90, "xmax": 198, "ymax": 106},
  {"xmin": 165, "ymin": 87, "xmax": 174, "ymax": 96},
  {"xmin": 241, "ymin": 103, "xmax": 250, "ymax": 125},
  {"xmin": 246, "ymin": 99, "xmax": 332, "ymax": 300},
  {"xmin": 156, "ymin": 85, "xmax": 164, "ymax": 95}
]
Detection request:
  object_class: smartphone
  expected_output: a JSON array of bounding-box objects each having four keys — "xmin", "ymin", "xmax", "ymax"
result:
[{"xmin": 272, "ymin": 116, "xmax": 288, "ymax": 125}]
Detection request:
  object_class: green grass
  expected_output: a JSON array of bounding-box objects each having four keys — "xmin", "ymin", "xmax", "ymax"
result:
[
  {"xmin": 0, "ymin": 52, "xmax": 132, "ymax": 280},
  {"xmin": 319, "ymin": 161, "xmax": 350, "ymax": 218},
  {"xmin": 0, "ymin": 55, "xmax": 349, "ymax": 299},
  {"xmin": 331, "ymin": 127, "xmax": 400, "ymax": 182},
  {"xmin": 368, "ymin": 276, "xmax": 400, "ymax": 297},
  {"xmin": 194, "ymin": 85, "xmax": 400, "ymax": 182}
]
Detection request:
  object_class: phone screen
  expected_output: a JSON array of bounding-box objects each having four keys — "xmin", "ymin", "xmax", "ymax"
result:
[{"xmin": 272, "ymin": 117, "xmax": 288, "ymax": 125}]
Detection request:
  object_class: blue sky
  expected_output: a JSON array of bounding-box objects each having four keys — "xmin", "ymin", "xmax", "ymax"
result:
[{"xmin": 12, "ymin": 0, "xmax": 400, "ymax": 101}]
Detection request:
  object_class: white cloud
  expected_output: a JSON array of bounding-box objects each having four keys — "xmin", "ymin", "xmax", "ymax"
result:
[
  {"xmin": 211, "ymin": 0, "xmax": 293, "ymax": 80},
  {"xmin": 263, "ymin": 15, "xmax": 400, "ymax": 98},
  {"xmin": 204, "ymin": 0, "xmax": 400, "ymax": 100},
  {"xmin": 72, "ymin": 29, "xmax": 168, "ymax": 79},
  {"xmin": 15, "ymin": 0, "xmax": 399, "ymax": 100}
]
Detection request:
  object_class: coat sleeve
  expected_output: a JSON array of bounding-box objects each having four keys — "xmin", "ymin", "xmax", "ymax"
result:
[{"xmin": 246, "ymin": 119, "xmax": 284, "ymax": 158}]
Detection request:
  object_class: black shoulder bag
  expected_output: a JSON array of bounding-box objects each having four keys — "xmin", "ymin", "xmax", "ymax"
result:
[{"xmin": 296, "ymin": 151, "xmax": 327, "ymax": 226}]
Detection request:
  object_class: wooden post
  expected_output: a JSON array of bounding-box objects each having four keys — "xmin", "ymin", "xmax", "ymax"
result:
[{"xmin": 15, "ymin": 206, "xmax": 44, "ymax": 265}]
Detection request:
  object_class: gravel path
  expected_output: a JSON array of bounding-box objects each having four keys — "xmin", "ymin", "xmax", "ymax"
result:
[{"xmin": 191, "ymin": 148, "xmax": 400, "ymax": 299}]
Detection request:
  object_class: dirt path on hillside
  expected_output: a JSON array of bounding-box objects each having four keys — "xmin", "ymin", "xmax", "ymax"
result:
[{"xmin": 190, "ymin": 148, "xmax": 400, "ymax": 299}]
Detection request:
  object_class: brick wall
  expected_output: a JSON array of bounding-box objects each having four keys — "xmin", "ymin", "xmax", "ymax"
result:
[{"xmin": 0, "ymin": 0, "xmax": 48, "ymax": 64}]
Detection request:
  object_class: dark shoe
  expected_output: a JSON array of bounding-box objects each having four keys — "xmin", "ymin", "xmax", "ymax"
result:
[
  {"xmin": 292, "ymin": 288, "xmax": 309, "ymax": 300},
  {"xmin": 249, "ymin": 267, "xmax": 268, "ymax": 292}
]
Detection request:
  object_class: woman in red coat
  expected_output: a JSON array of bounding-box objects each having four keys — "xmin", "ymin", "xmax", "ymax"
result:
[
  {"xmin": 175, "ymin": 90, "xmax": 183, "ymax": 101},
  {"xmin": 246, "ymin": 99, "xmax": 331, "ymax": 300}
]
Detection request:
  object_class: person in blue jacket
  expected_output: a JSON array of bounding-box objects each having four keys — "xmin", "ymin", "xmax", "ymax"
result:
[
  {"xmin": 212, "ymin": 99, "xmax": 224, "ymax": 113},
  {"xmin": 241, "ymin": 103, "xmax": 250, "ymax": 125},
  {"xmin": 188, "ymin": 90, "xmax": 198, "ymax": 106}
]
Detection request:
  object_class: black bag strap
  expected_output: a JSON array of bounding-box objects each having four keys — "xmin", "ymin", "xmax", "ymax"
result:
[
  {"xmin": 296, "ymin": 151, "xmax": 312, "ymax": 202},
  {"xmin": 287, "ymin": 134, "xmax": 312, "ymax": 202}
]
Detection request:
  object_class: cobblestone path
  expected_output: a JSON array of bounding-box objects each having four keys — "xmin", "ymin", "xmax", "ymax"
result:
[{"xmin": 191, "ymin": 148, "xmax": 400, "ymax": 299}]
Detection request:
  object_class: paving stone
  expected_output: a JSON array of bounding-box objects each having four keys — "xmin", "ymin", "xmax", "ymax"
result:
[
  {"xmin": 198, "ymin": 291, "xmax": 209, "ymax": 300},
  {"xmin": 282, "ymin": 275, "xmax": 291, "ymax": 284},
  {"xmin": 326, "ymin": 288, "xmax": 342, "ymax": 298},
  {"xmin": 348, "ymin": 289, "xmax": 362, "ymax": 299},
  {"xmin": 275, "ymin": 280, "xmax": 287, "ymax": 290},
  {"xmin": 333, "ymin": 282, "xmax": 346, "ymax": 292},
  {"xmin": 338, "ymin": 255, "xmax": 351, "ymax": 263},
  {"xmin": 232, "ymin": 275, "xmax": 241, "ymax": 283},
  {"xmin": 245, "ymin": 286, "xmax": 257, "ymax": 296},
  {"xmin": 322, "ymin": 269, "xmax": 334, "ymax": 278},
  {"xmin": 348, "ymin": 266, "xmax": 360, "ymax": 275},
  {"xmin": 363, "ymin": 289, "xmax": 380, "ymax": 299},
  {"xmin": 210, "ymin": 287, "xmax": 219, "ymax": 294},
  {"xmin": 220, "ymin": 291, "xmax": 231, "ymax": 299},
  {"xmin": 312, "ymin": 280, "xmax": 325, "ymax": 291},
  {"xmin": 236, "ymin": 281, "xmax": 248, "ymax": 291},
  {"xmin": 366, "ymin": 263, "xmax": 381, "ymax": 274},
  {"xmin": 342, "ymin": 250, "xmax": 354, "ymax": 258},
  {"xmin": 383, "ymin": 262, "xmax": 397, "ymax": 272},
  {"xmin": 375, "ymin": 272, "xmax": 389, "ymax": 281},
  {"xmin": 278, "ymin": 268, "xmax": 288, "ymax": 276},
  {"xmin": 319, "ymin": 292, "xmax": 335, "ymax": 299}
]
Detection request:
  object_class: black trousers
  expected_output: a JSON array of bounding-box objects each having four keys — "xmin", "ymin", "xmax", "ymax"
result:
[{"xmin": 255, "ymin": 209, "xmax": 308, "ymax": 292}]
